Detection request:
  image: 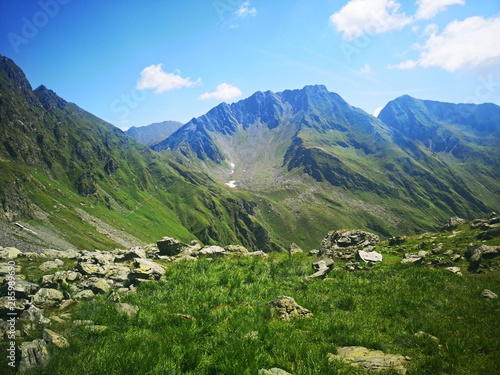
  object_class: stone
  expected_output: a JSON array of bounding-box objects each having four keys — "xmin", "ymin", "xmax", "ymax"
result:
[
  {"xmin": 307, "ymin": 258, "xmax": 334, "ymax": 279},
  {"xmin": 0, "ymin": 262, "xmax": 21, "ymax": 275},
  {"xmin": 38, "ymin": 259, "xmax": 64, "ymax": 272},
  {"xmin": 41, "ymin": 248, "xmax": 79, "ymax": 259},
  {"xmin": 91, "ymin": 279, "xmax": 111, "ymax": 294},
  {"xmin": 114, "ymin": 247, "xmax": 146, "ymax": 262},
  {"xmin": 18, "ymin": 339, "xmax": 50, "ymax": 373},
  {"xmin": 401, "ymin": 254, "xmax": 425, "ymax": 265},
  {"xmin": 115, "ymin": 303, "xmax": 139, "ymax": 318},
  {"xmin": 2, "ymin": 278, "xmax": 39, "ymax": 299},
  {"xmin": 320, "ymin": 230, "xmax": 379, "ymax": 260},
  {"xmin": 481, "ymin": 289, "xmax": 498, "ymax": 299},
  {"xmin": 246, "ymin": 250, "xmax": 268, "ymax": 258},
  {"xmin": 441, "ymin": 217, "xmax": 465, "ymax": 231},
  {"xmin": 308, "ymin": 249, "xmax": 320, "ymax": 256},
  {"xmin": 77, "ymin": 262, "xmax": 110, "ymax": 276},
  {"xmin": 0, "ymin": 296, "xmax": 28, "ymax": 317},
  {"xmin": 43, "ymin": 328, "xmax": 69, "ymax": 348},
  {"xmin": 288, "ymin": 243, "xmax": 303, "ymax": 255},
  {"xmin": 258, "ymin": 368, "xmax": 293, "ymax": 375},
  {"xmin": 106, "ymin": 265, "xmax": 131, "ymax": 282},
  {"xmin": 328, "ymin": 346, "xmax": 408, "ymax": 374},
  {"xmin": 224, "ymin": 245, "xmax": 249, "ymax": 255},
  {"xmin": 32, "ymin": 288, "xmax": 64, "ymax": 307},
  {"xmin": 128, "ymin": 258, "xmax": 166, "ymax": 281},
  {"xmin": 445, "ymin": 267, "xmax": 462, "ymax": 276},
  {"xmin": 388, "ymin": 237, "xmax": 406, "ymax": 246},
  {"xmin": 357, "ymin": 250, "xmax": 383, "ymax": 263},
  {"xmin": 0, "ymin": 247, "xmax": 21, "ymax": 260},
  {"xmin": 199, "ymin": 245, "xmax": 226, "ymax": 256},
  {"xmin": 269, "ymin": 296, "xmax": 313, "ymax": 321},
  {"xmin": 157, "ymin": 236, "xmax": 186, "ymax": 256},
  {"xmin": 20, "ymin": 305, "xmax": 51, "ymax": 325}
]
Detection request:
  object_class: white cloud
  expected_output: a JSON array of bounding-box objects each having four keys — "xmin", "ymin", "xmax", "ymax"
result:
[
  {"xmin": 392, "ymin": 16, "xmax": 500, "ymax": 72},
  {"xmin": 360, "ymin": 64, "xmax": 372, "ymax": 74},
  {"xmin": 137, "ymin": 64, "xmax": 201, "ymax": 94},
  {"xmin": 423, "ymin": 23, "xmax": 439, "ymax": 36},
  {"xmin": 199, "ymin": 83, "xmax": 242, "ymax": 101},
  {"xmin": 329, "ymin": 0, "xmax": 412, "ymax": 40},
  {"xmin": 235, "ymin": 1, "xmax": 257, "ymax": 18},
  {"xmin": 373, "ymin": 107, "xmax": 383, "ymax": 117},
  {"xmin": 415, "ymin": 0, "xmax": 464, "ymax": 20}
]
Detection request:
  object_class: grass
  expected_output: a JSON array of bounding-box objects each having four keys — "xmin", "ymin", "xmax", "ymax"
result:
[{"xmin": 28, "ymin": 234, "xmax": 499, "ymax": 375}]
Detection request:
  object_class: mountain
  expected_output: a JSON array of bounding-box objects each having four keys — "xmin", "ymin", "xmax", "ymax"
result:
[
  {"xmin": 152, "ymin": 85, "xmax": 499, "ymax": 245},
  {"xmin": 126, "ymin": 120, "xmax": 183, "ymax": 145},
  {"xmin": 0, "ymin": 55, "xmax": 278, "ymax": 252}
]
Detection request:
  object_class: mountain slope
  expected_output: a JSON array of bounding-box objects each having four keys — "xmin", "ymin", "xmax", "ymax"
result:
[
  {"xmin": 126, "ymin": 120, "xmax": 183, "ymax": 145},
  {"xmin": 0, "ymin": 55, "xmax": 278, "ymax": 251},
  {"xmin": 152, "ymin": 85, "xmax": 499, "ymax": 245}
]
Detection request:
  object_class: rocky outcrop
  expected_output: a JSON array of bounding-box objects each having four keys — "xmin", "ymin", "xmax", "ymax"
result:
[
  {"xmin": 465, "ymin": 244, "xmax": 500, "ymax": 273},
  {"xmin": 18, "ymin": 339, "xmax": 50, "ymax": 373},
  {"xmin": 328, "ymin": 346, "xmax": 409, "ymax": 374},
  {"xmin": 320, "ymin": 230, "xmax": 379, "ymax": 260},
  {"xmin": 269, "ymin": 296, "xmax": 313, "ymax": 321},
  {"xmin": 307, "ymin": 258, "xmax": 334, "ymax": 280}
]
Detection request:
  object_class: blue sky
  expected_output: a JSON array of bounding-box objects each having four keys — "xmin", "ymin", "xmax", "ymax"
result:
[{"xmin": 1, "ymin": 0, "xmax": 499, "ymax": 130}]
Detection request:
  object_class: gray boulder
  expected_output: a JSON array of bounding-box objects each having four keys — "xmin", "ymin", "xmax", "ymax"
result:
[
  {"xmin": 258, "ymin": 368, "xmax": 293, "ymax": 375},
  {"xmin": 320, "ymin": 230, "xmax": 379, "ymax": 260},
  {"xmin": 157, "ymin": 237, "xmax": 186, "ymax": 256},
  {"xmin": 307, "ymin": 258, "xmax": 334, "ymax": 280},
  {"xmin": 128, "ymin": 258, "xmax": 166, "ymax": 282},
  {"xmin": 20, "ymin": 305, "xmax": 50, "ymax": 325},
  {"xmin": 38, "ymin": 259, "xmax": 64, "ymax": 272},
  {"xmin": 43, "ymin": 328, "xmax": 69, "ymax": 348},
  {"xmin": 357, "ymin": 250, "xmax": 383, "ymax": 263},
  {"xmin": 328, "ymin": 346, "xmax": 408, "ymax": 374},
  {"xmin": 481, "ymin": 289, "xmax": 498, "ymax": 299},
  {"xmin": 288, "ymin": 243, "xmax": 303, "ymax": 255},
  {"xmin": 32, "ymin": 288, "xmax": 64, "ymax": 308},
  {"xmin": 269, "ymin": 296, "xmax": 313, "ymax": 321},
  {"xmin": 18, "ymin": 339, "xmax": 50, "ymax": 373},
  {"xmin": 0, "ymin": 247, "xmax": 21, "ymax": 260},
  {"xmin": 199, "ymin": 245, "xmax": 226, "ymax": 256}
]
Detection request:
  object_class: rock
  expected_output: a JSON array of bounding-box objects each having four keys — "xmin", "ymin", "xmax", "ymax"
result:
[
  {"xmin": 465, "ymin": 244, "xmax": 500, "ymax": 273},
  {"xmin": 43, "ymin": 328, "xmax": 69, "ymax": 348},
  {"xmin": 114, "ymin": 247, "xmax": 146, "ymax": 262},
  {"xmin": 308, "ymin": 249, "xmax": 320, "ymax": 256},
  {"xmin": 345, "ymin": 262, "xmax": 363, "ymax": 271},
  {"xmin": 91, "ymin": 279, "xmax": 111, "ymax": 294},
  {"xmin": 0, "ymin": 262, "xmax": 21, "ymax": 275},
  {"xmin": 32, "ymin": 288, "xmax": 64, "ymax": 307},
  {"xmin": 41, "ymin": 248, "xmax": 79, "ymax": 259},
  {"xmin": 401, "ymin": 254, "xmax": 425, "ymax": 265},
  {"xmin": 115, "ymin": 303, "xmax": 139, "ymax": 318},
  {"xmin": 328, "ymin": 346, "xmax": 408, "ymax": 374},
  {"xmin": 388, "ymin": 237, "xmax": 406, "ymax": 246},
  {"xmin": 307, "ymin": 258, "xmax": 334, "ymax": 279},
  {"xmin": 38, "ymin": 259, "xmax": 64, "ymax": 272},
  {"xmin": 269, "ymin": 296, "xmax": 313, "ymax": 321},
  {"xmin": 77, "ymin": 262, "xmax": 110, "ymax": 276},
  {"xmin": 481, "ymin": 289, "xmax": 498, "ymax": 299},
  {"xmin": 224, "ymin": 245, "xmax": 249, "ymax": 255},
  {"xmin": 106, "ymin": 265, "xmax": 131, "ymax": 282},
  {"xmin": 41, "ymin": 270, "xmax": 82, "ymax": 288},
  {"xmin": 199, "ymin": 245, "xmax": 226, "ymax": 256},
  {"xmin": 246, "ymin": 251, "xmax": 268, "ymax": 258},
  {"xmin": 2, "ymin": 278, "xmax": 39, "ymax": 299},
  {"xmin": 431, "ymin": 244, "xmax": 444, "ymax": 254},
  {"xmin": 357, "ymin": 250, "xmax": 383, "ymax": 263},
  {"xmin": 415, "ymin": 331, "xmax": 440, "ymax": 344},
  {"xmin": 18, "ymin": 339, "xmax": 50, "ymax": 373},
  {"xmin": 258, "ymin": 368, "xmax": 293, "ymax": 375},
  {"xmin": 0, "ymin": 296, "xmax": 28, "ymax": 317},
  {"xmin": 441, "ymin": 216, "xmax": 465, "ymax": 231},
  {"xmin": 320, "ymin": 230, "xmax": 379, "ymax": 260},
  {"xmin": 288, "ymin": 243, "xmax": 303, "ymax": 255},
  {"xmin": 446, "ymin": 267, "xmax": 462, "ymax": 276},
  {"xmin": 157, "ymin": 236, "xmax": 186, "ymax": 256},
  {"xmin": 128, "ymin": 258, "xmax": 166, "ymax": 282},
  {"xmin": 0, "ymin": 247, "xmax": 21, "ymax": 260},
  {"xmin": 20, "ymin": 305, "xmax": 51, "ymax": 325}
]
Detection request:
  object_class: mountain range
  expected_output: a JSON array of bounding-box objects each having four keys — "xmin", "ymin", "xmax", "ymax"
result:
[
  {"xmin": 126, "ymin": 120, "xmax": 183, "ymax": 146},
  {"xmin": 0, "ymin": 55, "xmax": 498, "ymax": 251}
]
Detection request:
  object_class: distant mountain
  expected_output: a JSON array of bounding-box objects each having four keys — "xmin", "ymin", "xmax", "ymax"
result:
[
  {"xmin": 152, "ymin": 85, "xmax": 499, "ymax": 244},
  {"xmin": 0, "ymin": 55, "xmax": 278, "ymax": 251},
  {"xmin": 126, "ymin": 120, "xmax": 183, "ymax": 145}
]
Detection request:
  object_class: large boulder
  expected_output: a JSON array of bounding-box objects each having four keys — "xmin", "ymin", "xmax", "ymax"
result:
[
  {"xmin": 328, "ymin": 346, "xmax": 408, "ymax": 374},
  {"xmin": 320, "ymin": 230, "xmax": 379, "ymax": 260},
  {"xmin": 307, "ymin": 258, "xmax": 335, "ymax": 280},
  {"xmin": 0, "ymin": 247, "xmax": 21, "ymax": 260},
  {"xmin": 357, "ymin": 250, "xmax": 383, "ymax": 263},
  {"xmin": 18, "ymin": 339, "xmax": 50, "ymax": 373},
  {"xmin": 199, "ymin": 246, "xmax": 226, "ymax": 256},
  {"xmin": 128, "ymin": 258, "xmax": 166, "ymax": 282},
  {"xmin": 157, "ymin": 237, "xmax": 186, "ymax": 256},
  {"xmin": 32, "ymin": 288, "xmax": 64, "ymax": 308},
  {"xmin": 269, "ymin": 296, "xmax": 313, "ymax": 321}
]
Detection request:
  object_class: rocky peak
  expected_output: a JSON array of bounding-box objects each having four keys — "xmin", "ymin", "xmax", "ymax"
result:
[{"xmin": 34, "ymin": 85, "xmax": 68, "ymax": 111}]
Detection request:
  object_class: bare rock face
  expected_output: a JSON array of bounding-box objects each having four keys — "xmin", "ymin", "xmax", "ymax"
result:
[
  {"xmin": 328, "ymin": 346, "xmax": 409, "ymax": 374},
  {"xmin": 269, "ymin": 296, "xmax": 313, "ymax": 321},
  {"xmin": 320, "ymin": 230, "xmax": 379, "ymax": 260}
]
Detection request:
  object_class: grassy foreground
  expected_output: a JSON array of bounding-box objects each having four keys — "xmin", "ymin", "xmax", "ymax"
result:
[{"xmin": 36, "ymin": 244, "xmax": 499, "ymax": 374}]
